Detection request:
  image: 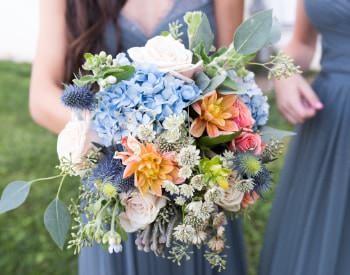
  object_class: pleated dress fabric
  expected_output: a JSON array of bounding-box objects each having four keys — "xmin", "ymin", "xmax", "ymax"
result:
[
  {"xmin": 259, "ymin": 1, "xmax": 350, "ymax": 275},
  {"xmin": 78, "ymin": 1, "xmax": 247, "ymax": 275}
]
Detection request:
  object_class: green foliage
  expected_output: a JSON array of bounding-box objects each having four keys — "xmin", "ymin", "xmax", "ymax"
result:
[
  {"xmin": 233, "ymin": 10, "xmax": 273, "ymax": 55},
  {"xmin": 184, "ymin": 11, "xmax": 214, "ymax": 53},
  {"xmin": 260, "ymin": 126, "xmax": 295, "ymax": 143},
  {"xmin": 0, "ymin": 181, "xmax": 31, "ymax": 214},
  {"xmin": 44, "ymin": 199, "xmax": 71, "ymax": 250},
  {"xmin": 198, "ymin": 132, "xmax": 241, "ymax": 148}
]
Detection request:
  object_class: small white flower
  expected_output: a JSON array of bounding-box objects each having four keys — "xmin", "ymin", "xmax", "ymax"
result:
[
  {"xmin": 173, "ymin": 224, "xmax": 195, "ymax": 243},
  {"xmin": 99, "ymin": 51, "xmax": 107, "ymax": 58},
  {"xmin": 108, "ymin": 243, "xmax": 123, "ymax": 254},
  {"xmin": 179, "ymin": 166, "xmax": 193, "ymax": 179},
  {"xmin": 204, "ymin": 187, "xmax": 225, "ymax": 203},
  {"xmin": 177, "ymin": 145, "xmax": 200, "ymax": 167},
  {"xmin": 217, "ymin": 226, "xmax": 225, "ymax": 238},
  {"xmin": 162, "ymin": 180, "xmax": 179, "ymax": 195},
  {"xmin": 106, "ymin": 75, "xmax": 117, "ymax": 84},
  {"xmin": 137, "ymin": 124, "xmax": 156, "ymax": 143},
  {"xmin": 179, "ymin": 184, "xmax": 194, "ymax": 198},
  {"xmin": 191, "ymin": 231, "xmax": 207, "ymax": 245},
  {"xmin": 162, "ymin": 129, "xmax": 181, "ymax": 143},
  {"xmin": 175, "ymin": 196, "xmax": 186, "ymax": 206},
  {"xmin": 190, "ymin": 175, "xmax": 205, "ymax": 191},
  {"xmin": 163, "ymin": 113, "xmax": 185, "ymax": 130},
  {"xmin": 98, "ymin": 78, "xmax": 107, "ymax": 88}
]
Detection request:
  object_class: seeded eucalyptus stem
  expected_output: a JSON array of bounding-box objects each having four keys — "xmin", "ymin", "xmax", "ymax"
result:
[
  {"xmin": 29, "ymin": 174, "xmax": 63, "ymax": 185},
  {"xmin": 56, "ymin": 175, "xmax": 67, "ymax": 199}
]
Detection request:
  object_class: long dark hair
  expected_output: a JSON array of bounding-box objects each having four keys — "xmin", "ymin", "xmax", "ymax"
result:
[{"xmin": 64, "ymin": 0, "xmax": 127, "ymax": 82}]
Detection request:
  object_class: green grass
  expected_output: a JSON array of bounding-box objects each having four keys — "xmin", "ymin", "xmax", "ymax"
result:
[{"xmin": 0, "ymin": 61, "xmax": 292, "ymax": 275}]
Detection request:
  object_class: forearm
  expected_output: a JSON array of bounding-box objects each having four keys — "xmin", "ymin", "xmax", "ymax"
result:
[{"xmin": 29, "ymin": 84, "xmax": 70, "ymax": 134}]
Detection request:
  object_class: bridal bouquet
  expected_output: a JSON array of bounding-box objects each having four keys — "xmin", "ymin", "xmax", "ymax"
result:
[{"xmin": 0, "ymin": 10, "xmax": 298, "ymax": 271}]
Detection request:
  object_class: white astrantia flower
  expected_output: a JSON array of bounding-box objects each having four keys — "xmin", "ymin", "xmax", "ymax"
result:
[
  {"xmin": 186, "ymin": 201, "xmax": 214, "ymax": 221},
  {"xmin": 176, "ymin": 145, "xmax": 200, "ymax": 168},
  {"xmin": 179, "ymin": 184, "xmax": 194, "ymax": 198},
  {"xmin": 162, "ymin": 129, "xmax": 181, "ymax": 143},
  {"xmin": 174, "ymin": 196, "xmax": 187, "ymax": 206},
  {"xmin": 204, "ymin": 187, "xmax": 225, "ymax": 203},
  {"xmin": 163, "ymin": 113, "xmax": 186, "ymax": 130},
  {"xmin": 137, "ymin": 124, "xmax": 156, "ymax": 143},
  {"xmin": 190, "ymin": 175, "xmax": 205, "ymax": 191},
  {"xmin": 217, "ymin": 226, "xmax": 225, "ymax": 238},
  {"xmin": 191, "ymin": 231, "xmax": 207, "ymax": 245},
  {"xmin": 162, "ymin": 180, "xmax": 180, "ymax": 195},
  {"xmin": 173, "ymin": 224, "xmax": 196, "ymax": 243},
  {"xmin": 179, "ymin": 166, "xmax": 193, "ymax": 179}
]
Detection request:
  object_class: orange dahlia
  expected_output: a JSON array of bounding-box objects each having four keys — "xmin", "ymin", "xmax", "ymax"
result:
[
  {"xmin": 190, "ymin": 91, "xmax": 240, "ymax": 137},
  {"xmin": 115, "ymin": 136, "xmax": 180, "ymax": 196}
]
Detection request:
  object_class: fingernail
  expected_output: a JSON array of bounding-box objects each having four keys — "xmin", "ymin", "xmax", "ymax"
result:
[{"xmin": 315, "ymin": 102, "xmax": 323, "ymax": 109}]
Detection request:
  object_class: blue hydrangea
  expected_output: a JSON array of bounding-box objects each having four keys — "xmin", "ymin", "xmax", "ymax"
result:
[
  {"xmin": 93, "ymin": 64, "xmax": 201, "ymax": 145},
  {"xmin": 230, "ymin": 71, "xmax": 270, "ymax": 129}
]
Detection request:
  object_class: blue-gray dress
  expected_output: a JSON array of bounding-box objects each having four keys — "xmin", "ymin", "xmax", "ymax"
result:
[
  {"xmin": 79, "ymin": 1, "xmax": 247, "ymax": 274},
  {"xmin": 259, "ymin": 1, "xmax": 350, "ymax": 275}
]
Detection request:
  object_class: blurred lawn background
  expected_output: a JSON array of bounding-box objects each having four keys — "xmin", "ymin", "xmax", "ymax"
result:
[{"xmin": 0, "ymin": 61, "xmax": 292, "ymax": 275}]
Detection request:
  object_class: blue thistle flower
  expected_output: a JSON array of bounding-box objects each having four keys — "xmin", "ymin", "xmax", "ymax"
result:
[
  {"xmin": 233, "ymin": 153, "xmax": 262, "ymax": 178},
  {"xmin": 253, "ymin": 167, "xmax": 272, "ymax": 194},
  {"xmin": 83, "ymin": 145, "xmax": 134, "ymax": 193},
  {"xmin": 62, "ymin": 84, "xmax": 95, "ymax": 110}
]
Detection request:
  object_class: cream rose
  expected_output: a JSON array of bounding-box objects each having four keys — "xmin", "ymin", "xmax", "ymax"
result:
[
  {"xmin": 119, "ymin": 192, "xmax": 166, "ymax": 232},
  {"xmin": 127, "ymin": 35, "xmax": 202, "ymax": 78},
  {"xmin": 57, "ymin": 112, "xmax": 100, "ymax": 172},
  {"xmin": 216, "ymin": 185, "xmax": 244, "ymax": 212}
]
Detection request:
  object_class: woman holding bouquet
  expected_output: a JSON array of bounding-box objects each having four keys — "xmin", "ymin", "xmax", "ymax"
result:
[
  {"xmin": 259, "ymin": 0, "xmax": 350, "ymax": 274},
  {"xmin": 29, "ymin": 0, "xmax": 246, "ymax": 275}
]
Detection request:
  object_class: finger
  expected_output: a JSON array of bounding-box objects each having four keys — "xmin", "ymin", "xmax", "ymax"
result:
[
  {"xmin": 300, "ymin": 83, "xmax": 323, "ymax": 110},
  {"xmin": 279, "ymin": 105, "xmax": 299, "ymax": 124}
]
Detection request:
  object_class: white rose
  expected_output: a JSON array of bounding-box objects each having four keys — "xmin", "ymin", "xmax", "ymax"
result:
[
  {"xmin": 57, "ymin": 112, "xmax": 100, "ymax": 171},
  {"xmin": 119, "ymin": 192, "xmax": 166, "ymax": 232},
  {"xmin": 127, "ymin": 35, "xmax": 203, "ymax": 78},
  {"xmin": 216, "ymin": 185, "xmax": 244, "ymax": 213}
]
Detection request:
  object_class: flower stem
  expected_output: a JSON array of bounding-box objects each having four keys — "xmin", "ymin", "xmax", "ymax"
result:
[
  {"xmin": 29, "ymin": 174, "xmax": 63, "ymax": 185},
  {"xmin": 56, "ymin": 175, "xmax": 67, "ymax": 199},
  {"xmin": 110, "ymin": 203, "xmax": 119, "ymax": 232}
]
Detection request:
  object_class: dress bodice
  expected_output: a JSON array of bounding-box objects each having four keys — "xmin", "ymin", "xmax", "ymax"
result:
[
  {"xmin": 104, "ymin": 0, "xmax": 216, "ymax": 53},
  {"xmin": 305, "ymin": 0, "xmax": 350, "ymax": 75}
]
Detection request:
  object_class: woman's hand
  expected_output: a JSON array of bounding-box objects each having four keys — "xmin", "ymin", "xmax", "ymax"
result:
[{"xmin": 274, "ymin": 74, "xmax": 323, "ymax": 125}]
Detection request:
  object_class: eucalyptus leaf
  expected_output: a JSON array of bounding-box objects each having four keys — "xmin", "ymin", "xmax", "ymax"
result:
[
  {"xmin": 44, "ymin": 198, "xmax": 71, "ymax": 250},
  {"xmin": 204, "ymin": 74, "xmax": 227, "ymax": 92},
  {"xmin": 194, "ymin": 71, "xmax": 211, "ymax": 91},
  {"xmin": 218, "ymin": 77, "xmax": 239, "ymax": 91},
  {"xmin": 73, "ymin": 75, "xmax": 96, "ymax": 87},
  {"xmin": 184, "ymin": 11, "xmax": 214, "ymax": 53},
  {"xmin": 102, "ymin": 65, "xmax": 135, "ymax": 81},
  {"xmin": 0, "ymin": 181, "xmax": 31, "ymax": 214},
  {"xmin": 233, "ymin": 9, "xmax": 273, "ymax": 54},
  {"xmin": 198, "ymin": 132, "xmax": 241, "ymax": 148},
  {"xmin": 266, "ymin": 17, "xmax": 282, "ymax": 46},
  {"xmin": 261, "ymin": 126, "xmax": 295, "ymax": 143}
]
